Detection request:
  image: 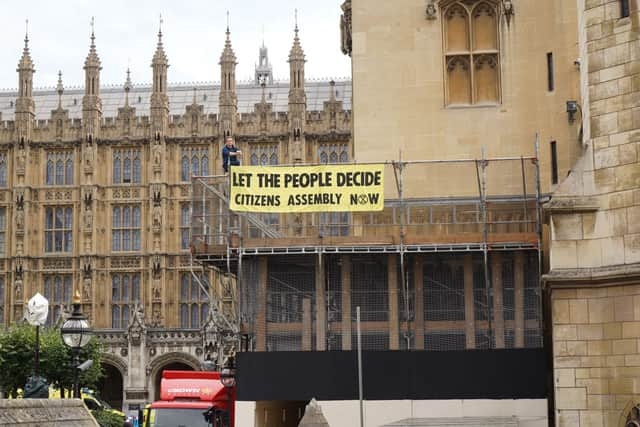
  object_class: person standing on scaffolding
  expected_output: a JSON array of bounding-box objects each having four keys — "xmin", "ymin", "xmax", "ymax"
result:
[{"xmin": 222, "ymin": 136, "xmax": 242, "ymax": 174}]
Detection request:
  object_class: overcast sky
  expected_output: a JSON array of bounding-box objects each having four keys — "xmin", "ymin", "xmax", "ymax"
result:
[{"xmin": 0, "ymin": 0, "xmax": 351, "ymax": 90}]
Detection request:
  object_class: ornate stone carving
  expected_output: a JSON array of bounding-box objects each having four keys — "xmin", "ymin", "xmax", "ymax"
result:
[
  {"xmin": 14, "ymin": 277, "xmax": 22, "ymax": 302},
  {"xmin": 626, "ymin": 404, "xmax": 640, "ymax": 426},
  {"xmin": 426, "ymin": 1, "xmax": 437, "ymax": 19},
  {"xmin": 127, "ymin": 303, "xmax": 146, "ymax": 346},
  {"xmin": 82, "ymin": 260, "xmax": 92, "ymax": 302},
  {"xmin": 151, "ymin": 303, "xmax": 163, "ymax": 326},
  {"xmin": 83, "ymin": 208, "xmax": 93, "ymax": 231},
  {"xmin": 83, "ymin": 144, "xmax": 94, "ymax": 173},
  {"xmin": 43, "ymin": 258, "xmax": 73, "ymax": 270},
  {"xmin": 111, "ymin": 256, "xmax": 141, "ymax": 269},
  {"xmin": 16, "ymin": 146, "xmax": 26, "ymax": 175},
  {"xmin": 340, "ymin": 0, "xmax": 352, "ymax": 56},
  {"xmin": 15, "ymin": 193, "xmax": 25, "ymax": 233}
]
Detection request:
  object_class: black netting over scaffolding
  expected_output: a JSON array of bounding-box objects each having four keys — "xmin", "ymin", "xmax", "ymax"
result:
[
  {"xmin": 350, "ymin": 255, "xmax": 389, "ymax": 350},
  {"xmin": 266, "ymin": 256, "xmax": 315, "ymax": 351},
  {"xmin": 238, "ymin": 251, "xmax": 542, "ymax": 352}
]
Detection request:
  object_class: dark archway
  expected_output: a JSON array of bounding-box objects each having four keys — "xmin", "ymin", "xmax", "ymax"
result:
[
  {"xmin": 153, "ymin": 362, "xmax": 195, "ymax": 401},
  {"xmin": 96, "ymin": 363, "xmax": 124, "ymax": 411}
]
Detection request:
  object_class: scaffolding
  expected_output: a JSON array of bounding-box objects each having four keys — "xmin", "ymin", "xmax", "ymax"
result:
[{"xmin": 190, "ymin": 145, "xmax": 544, "ymax": 353}]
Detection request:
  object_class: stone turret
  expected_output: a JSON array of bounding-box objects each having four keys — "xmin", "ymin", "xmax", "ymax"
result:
[
  {"xmin": 82, "ymin": 19, "xmax": 102, "ymax": 140},
  {"xmin": 15, "ymin": 27, "xmax": 35, "ymax": 145},
  {"xmin": 288, "ymin": 15, "xmax": 307, "ymax": 163},
  {"xmin": 219, "ymin": 22, "xmax": 238, "ymax": 139},
  {"xmin": 150, "ymin": 19, "xmax": 169, "ymax": 137},
  {"xmin": 255, "ymin": 42, "xmax": 273, "ymax": 85}
]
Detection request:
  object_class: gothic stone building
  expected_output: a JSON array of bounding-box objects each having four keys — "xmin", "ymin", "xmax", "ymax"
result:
[
  {"xmin": 216, "ymin": 1, "xmax": 634, "ymax": 427},
  {"xmin": 0, "ymin": 25, "xmax": 351, "ymax": 412}
]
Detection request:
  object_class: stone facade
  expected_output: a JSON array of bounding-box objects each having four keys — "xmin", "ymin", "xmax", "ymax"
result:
[
  {"xmin": 545, "ymin": 0, "xmax": 640, "ymax": 425},
  {"xmin": 0, "ymin": 24, "xmax": 351, "ymax": 414}
]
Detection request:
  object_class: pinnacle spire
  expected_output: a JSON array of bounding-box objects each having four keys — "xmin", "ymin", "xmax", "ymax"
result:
[
  {"xmin": 57, "ymin": 70, "xmax": 64, "ymax": 108},
  {"xmin": 17, "ymin": 19, "xmax": 34, "ymax": 72},
  {"xmin": 152, "ymin": 15, "xmax": 169, "ymax": 66},
  {"xmin": 220, "ymin": 20, "xmax": 237, "ymax": 65},
  {"xmin": 84, "ymin": 17, "xmax": 101, "ymax": 69},
  {"xmin": 288, "ymin": 11, "xmax": 305, "ymax": 63},
  {"xmin": 124, "ymin": 68, "xmax": 131, "ymax": 106},
  {"xmin": 90, "ymin": 16, "xmax": 95, "ymax": 48},
  {"xmin": 125, "ymin": 68, "xmax": 131, "ymax": 91}
]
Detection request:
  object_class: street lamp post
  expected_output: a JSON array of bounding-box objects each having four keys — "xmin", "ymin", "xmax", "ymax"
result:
[
  {"xmin": 220, "ymin": 358, "xmax": 236, "ymax": 427},
  {"xmin": 60, "ymin": 290, "xmax": 92, "ymax": 399}
]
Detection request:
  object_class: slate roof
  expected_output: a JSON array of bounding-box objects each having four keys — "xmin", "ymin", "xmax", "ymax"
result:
[{"xmin": 0, "ymin": 79, "xmax": 352, "ymax": 121}]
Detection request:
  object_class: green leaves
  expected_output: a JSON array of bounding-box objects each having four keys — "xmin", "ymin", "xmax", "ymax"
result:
[{"xmin": 0, "ymin": 322, "xmax": 104, "ymax": 397}]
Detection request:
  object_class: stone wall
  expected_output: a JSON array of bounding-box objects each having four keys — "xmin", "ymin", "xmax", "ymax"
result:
[
  {"xmin": 546, "ymin": 0, "xmax": 640, "ymax": 425},
  {"xmin": 0, "ymin": 399, "xmax": 99, "ymax": 427},
  {"xmin": 553, "ymin": 285, "xmax": 640, "ymax": 426}
]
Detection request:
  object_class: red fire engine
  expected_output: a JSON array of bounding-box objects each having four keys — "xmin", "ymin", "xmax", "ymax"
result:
[{"xmin": 142, "ymin": 370, "xmax": 235, "ymax": 427}]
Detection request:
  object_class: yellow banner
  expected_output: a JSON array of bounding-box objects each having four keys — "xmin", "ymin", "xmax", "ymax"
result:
[{"xmin": 230, "ymin": 164, "xmax": 385, "ymax": 212}]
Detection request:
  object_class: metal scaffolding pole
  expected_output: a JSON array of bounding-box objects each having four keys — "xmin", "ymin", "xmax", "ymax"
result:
[
  {"xmin": 533, "ymin": 134, "xmax": 544, "ymax": 331},
  {"xmin": 477, "ymin": 147, "xmax": 492, "ymax": 347},
  {"xmin": 392, "ymin": 159, "xmax": 410, "ymax": 349}
]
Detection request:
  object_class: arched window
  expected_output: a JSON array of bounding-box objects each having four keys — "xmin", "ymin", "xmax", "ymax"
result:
[
  {"xmin": 113, "ymin": 149, "xmax": 141, "ymax": 184},
  {"xmin": 179, "ymin": 273, "xmax": 209, "ymax": 328},
  {"xmin": 45, "ymin": 206, "xmax": 73, "ymax": 253},
  {"xmin": 191, "ymin": 155, "xmax": 200, "ymax": 176},
  {"xmin": 133, "ymin": 156, "xmax": 141, "ymax": 183},
  {"xmin": 111, "ymin": 273, "xmax": 140, "ymax": 329},
  {"xmin": 112, "ymin": 205, "xmax": 141, "ymax": 251},
  {"xmin": 112, "ymin": 306, "xmax": 120, "ymax": 329},
  {"xmin": 0, "ymin": 154, "xmax": 7, "ymax": 187},
  {"xmin": 201, "ymin": 155, "xmax": 209, "ymax": 176},
  {"xmin": 65, "ymin": 158, "xmax": 73, "ymax": 184},
  {"xmin": 181, "ymin": 204, "xmax": 190, "ymax": 250},
  {"xmin": 180, "ymin": 305, "xmax": 189, "ymax": 327},
  {"xmin": 123, "ymin": 157, "xmax": 131, "ymax": 183},
  {"xmin": 113, "ymin": 157, "xmax": 121, "ymax": 184},
  {"xmin": 43, "ymin": 275, "xmax": 72, "ymax": 326},
  {"xmin": 46, "ymin": 160, "xmax": 54, "ymax": 185},
  {"xmin": 443, "ymin": 1, "xmax": 500, "ymax": 105},
  {"xmin": 182, "ymin": 147, "xmax": 209, "ymax": 180},
  {"xmin": 181, "ymin": 156, "xmax": 189, "ymax": 181},
  {"xmin": 201, "ymin": 303, "xmax": 209, "ymax": 324},
  {"xmin": 55, "ymin": 160, "xmax": 64, "ymax": 184}
]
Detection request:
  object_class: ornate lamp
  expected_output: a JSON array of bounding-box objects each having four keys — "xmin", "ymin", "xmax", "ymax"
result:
[{"xmin": 60, "ymin": 290, "xmax": 92, "ymax": 398}]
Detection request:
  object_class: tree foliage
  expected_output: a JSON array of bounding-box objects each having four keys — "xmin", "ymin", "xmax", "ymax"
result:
[
  {"xmin": 0, "ymin": 322, "xmax": 103, "ymax": 397},
  {"xmin": 91, "ymin": 409, "xmax": 125, "ymax": 427}
]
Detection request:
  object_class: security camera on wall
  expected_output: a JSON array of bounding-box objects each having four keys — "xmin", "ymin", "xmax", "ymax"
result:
[{"xmin": 574, "ymin": 58, "xmax": 581, "ymax": 69}]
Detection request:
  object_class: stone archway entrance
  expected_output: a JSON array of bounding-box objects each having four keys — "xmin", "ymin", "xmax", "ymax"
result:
[
  {"xmin": 153, "ymin": 362, "xmax": 195, "ymax": 401},
  {"xmin": 97, "ymin": 363, "xmax": 124, "ymax": 411}
]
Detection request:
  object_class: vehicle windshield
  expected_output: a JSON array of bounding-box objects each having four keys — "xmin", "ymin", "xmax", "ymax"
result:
[
  {"xmin": 97, "ymin": 398, "xmax": 112, "ymax": 409},
  {"xmin": 148, "ymin": 408, "xmax": 216, "ymax": 427}
]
